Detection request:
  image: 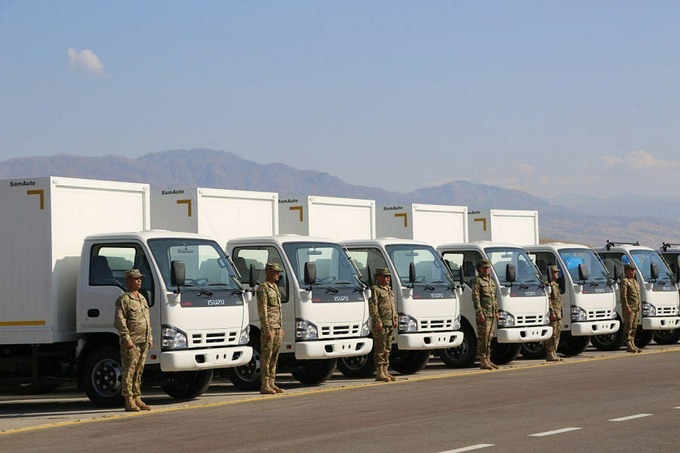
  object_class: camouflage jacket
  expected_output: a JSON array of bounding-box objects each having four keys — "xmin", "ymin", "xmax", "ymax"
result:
[
  {"xmin": 548, "ymin": 281, "xmax": 562, "ymax": 321},
  {"xmin": 369, "ymin": 284, "xmax": 396, "ymax": 327},
  {"xmin": 472, "ymin": 275, "xmax": 498, "ymax": 316},
  {"xmin": 620, "ymin": 277, "xmax": 640, "ymax": 312},
  {"xmin": 114, "ymin": 292, "xmax": 152, "ymax": 344},
  {"xmin": 257, "ymin": 281, "xmax": 282, "ymax": 331}
]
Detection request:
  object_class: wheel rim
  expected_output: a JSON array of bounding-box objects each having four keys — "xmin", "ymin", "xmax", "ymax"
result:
[
  {"xmin": 523, "ymin": 342, "xmax": 544, "ymax": 353},
  {"xmin": 91, "ymin": 358, "xmax": 122, "ymax": 397},
  {"xmin": 595, "ymin": 333, "xmax": 616, "ymax": 345},
  {"xmin": 342, "ymin": 355, "xmax": 369, "ymax": 371},
  {"xmin": 234, "ymin": 349, "xmax": 261, "ymax": 382},
  {"xmin": 443, "ymin": 339, "xmax": 468, "ymax": 360},
  {"xmin": 655, "ymin": 330, "xmax": 673, "ymax": 340}
]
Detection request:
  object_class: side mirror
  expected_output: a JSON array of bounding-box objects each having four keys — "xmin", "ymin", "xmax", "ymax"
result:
[
  {"xmin": 249, "ymin": 264, "xmax": 257, "ymax": 288},
  {"xmin": 171, "ymin": 260, "xmax": 186, "ymax": 287},
  {"xmin": 547, "ymin": 268, "xmax": 554, "ymax": 283},
  {"xmin": 505, "ymin": 264, "xmax": 516, "ymax": 284},
  {"xmin": 367, "ymin": 265, "xmax": 374, "ymax": 287},
  {"xmin": 409, "ymin": 262, "xmax": 417, "ymax": 285},
  {"xmin": 578, "ymin": 264, "xmax": 589, "ymax": 281},
  {"xmin": 651, "ymin": 263, "xmax": 659, "ymax": 280},
  {"xmin": 304, "ymin": 262, "xmax": 317, "ymax": 286}
]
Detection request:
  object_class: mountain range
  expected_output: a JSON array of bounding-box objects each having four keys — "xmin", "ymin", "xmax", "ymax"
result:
[{"xmin": 1, "ymin": 148, "xmax": 678, "ymax": 247}]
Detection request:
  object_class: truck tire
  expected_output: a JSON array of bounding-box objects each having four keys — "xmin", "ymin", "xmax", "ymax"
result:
[
  {"xmin": 389, "ymin": 348, "xmax": 429, "ymax": 374},
  {"xmin": 227, "ymin": 335, "xmax": 262, "ymax": 391},
  {"xmin": 653, "ymin": 328, "xmax": 680, "ymax": 345},
  {"xmin": 290, "ymin": 359, "xmax": 337, "ymax": 385},
  {"xmin": 520, "ymin": 342, "xmax": 546, "ymax": 360},
  {"xmin": 634, "ymin": 328, "xmax": 654, "ymax": 349},
  {"xmin": 490, "ymin": 342, "xmax": 521, "ymax": 365},
  {"xmin": 438, "ymin": 323, "xmax": 477, "ymax": 368},
  {"xmin": 161, "ymin": 370, "xmax": 213, "ymax": 400},
  {"xmin": 591, "ymin": 324, "xmax": 625, "ymax": 351},
  {"xmin": 558, "ymin": 334, "xmax": 590, "ymax": 356},
  {"xmin": 337, "ymin": 353, "xmax": 375, "ymax": 379},
  {"xmin": 82, "ymin": 346, "xmax": 124, "ymax": 407}
]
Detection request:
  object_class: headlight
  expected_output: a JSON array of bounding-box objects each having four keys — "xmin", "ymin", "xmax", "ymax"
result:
[
  {"xmin": 295, "ymin": 318, "xmax": 318, "ymax": 340},
  {"xmin": 360, "ymin": 320, "xmax": 370, "ymax": 337},
  {"xmin": 161, "ymin": 325, "xmax": 188, "ymax": 350},
  {"xmin": 453, "ymin": 314, "xmax": 461, "ymax": 331},
  {"xmin": 611, "ymin": 310, "xmax": 618, "ymax": 320},
  {"xmin": 571, "ymin": 306, "xmax": 588, "ymax": 322},
  {"xmin": 642, "ymin": 303, "xmax": 656, "ymax": 317},
  {"xmin": 497, "ymin": 310, "xmax": 515, "ymax": 327},
  {"xmin": 398, "ymin": 314, "xmax": 418, "ymax": 333},
  {"xmin": 239, "ymin": 325, "xmax": 250, "ymax": 345}
]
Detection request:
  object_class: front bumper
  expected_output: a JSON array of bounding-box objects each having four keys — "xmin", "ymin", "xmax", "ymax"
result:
[
  {"xmin": 397, "ymin": 331, "xmax": 464, "ymax": 350},
  {"xmin": 571, "ymin": 320, "xmax": 620, "ymax": 336},
  {"xmin": 641, "ymin": 316, "xmax": 680, "ymax": 330},
  {"xmin": 295, "ymin": 338, "xmax": 373, "ymax": 360},
  {"xmin": 160, "ymin": 346, "xmax": 253, "ymax": 372},
  {"xmin": 496, "ymin": 326, "xmax": 552, "ymax": 343}
]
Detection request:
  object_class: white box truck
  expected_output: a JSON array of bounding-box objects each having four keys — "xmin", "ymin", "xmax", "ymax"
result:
[
  {"xmin": 655, "ymin": 242, "xmax": 680, "ymax": 344},
  {"xmin": 0, "ymin": 177, "xmax": 252, "ymax": 406},
  {"xmin": 468, "ymin": 209, "xmax": 539, "ymax": 245},
  {"xmin": 523, "ymin": 243, "xmax": 620, "ymax": 358},
  {"xmin": 152, "ymin": 188, "xmax": 373, "ymax": 389},
  {"xmin": 377, "ymin": 203, "xmax": 468, "ymax": 247},
  {"xmin": 593, "ymin": 241, "xmax": 680, "ymax": 350},
  {"xmin": 438, "ymin": 242, "xmax": 552, "ymax": 367},
  {"xmin": 279, "ymin": 195, "xmax": 375, "ymax": 240}
]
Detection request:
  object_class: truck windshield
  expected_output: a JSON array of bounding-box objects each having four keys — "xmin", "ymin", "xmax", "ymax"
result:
[
  {"xmin": 385, "ymin": 244, "xmax": 453, "ymax": 287},
  {"xmin": 282, "ymin": 242, "xmax": 361, "ymax": 287},
  {"xmin": 558, "ymin": 248, "xmax": 610, "ymax": 285},
  {"xmin": 631, "ymin": 250, "xmax": 674, "ymax": 283},
  {"xmin": 486, "ymin": 247, "xmax": 542, "ymax": 286},
  {"xmin": 148, "ymin": 238, "xmax": 240, "ymax": 290}
]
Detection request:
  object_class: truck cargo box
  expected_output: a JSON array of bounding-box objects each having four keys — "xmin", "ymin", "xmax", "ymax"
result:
[
  {"xmin": 468, "ymin": 209, "xmax": 539, "ymax": 245},
  {"xmin": 377, "ymin": 203, "xmax": 468, "ymax": 247}
]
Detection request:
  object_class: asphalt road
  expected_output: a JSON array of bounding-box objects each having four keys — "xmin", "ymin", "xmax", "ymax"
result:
[{"xmin": 1, "ymin": 344, "xmax": 679, "ymax": 452}]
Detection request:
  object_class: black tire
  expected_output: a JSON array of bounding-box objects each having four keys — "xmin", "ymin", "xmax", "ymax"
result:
[
  {"xmin": 558, "ymin": 334, "xmax": 590, "ymax": 356},
  {"xmin": 337, "ymin": 353, "xmax": 375, "ymax": 379},
  {"xmin": 438, "ymin": 323, "xmax": 477, "ymax": 368},
  {"xmin": 520, "ymin": 342, "xmax": 546, "ymax": 360},
  {"xmin": 227, "ymin": 335, "xmax": 261, "ymax": 391},
  {"xmin": 82, "ymin": 346, "xmax": 124, "ymax": 407},
  {"xmin": 389, "ymin": 347, "xmax": 429, "ymax": 374},
  {"xmin": 161, "ymin": 370, "xmax": 213, "ymax": 400},
  {"xmin": 591, "ymin": 321, "xmax": 625, "ymax": 351},
  {"xmin": 634, "ymin": 328, "xmax": 654, "ymax": 349},
  {"xmin": 653, "ymin": 328, "xmax": 680, "ymax": 345},
  {"xmin": 290, "ymin": 359, "xmax": 337, "ymax": 385},
  {"xmin": 490, "ymin": 342, "xmax": 521, "ymax": 365}
]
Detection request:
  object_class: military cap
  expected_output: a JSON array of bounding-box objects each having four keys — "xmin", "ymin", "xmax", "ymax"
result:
[
  {"xmin": 624, "ymin": 264, "xmax": 636, "ymax": 272},
  {"xmin": 124, "ymin": 269, "xmax": 144, "ymax": 278},
  {"xmin": 548, "ymin": 265, "xmax": 559, "ymax": 274},
  {"xmin": 374, "ymin": 267, "xmax": 391, "ymax": 277},
  {"xmin": 265, "ymin": 262, "xmax": 283, "ymax": 272},
  {"xmin": 478, "ymin": 259, "xmax": 492, "ymax": 268}
]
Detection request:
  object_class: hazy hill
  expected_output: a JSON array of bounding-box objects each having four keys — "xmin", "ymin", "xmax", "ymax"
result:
[{"xmin": 1, "ymin": 148, "xmax": 678, "ymax": 247}]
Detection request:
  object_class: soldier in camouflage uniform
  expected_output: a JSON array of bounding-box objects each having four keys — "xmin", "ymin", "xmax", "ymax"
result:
[
  {"xmin": 621, "ymin": 263, "xmax": 642, "ymax": 353},
  {"xmin": 114, "ymin": 269, "xmax": 153, "ymax": 412},
  {"xmin": 258, "ymin": 262, "xmax": 285, "ymax": 394},
  {"xmin": 546, "ymin": 265, "xmax": 564, "ymax": 362},
  {"xmin": 472, "ymin": 260, "xmax": 499, "ymax": 370},
  {"xmin": 370, "ymin": 268, "xmax": 397, "ymax": 382}
]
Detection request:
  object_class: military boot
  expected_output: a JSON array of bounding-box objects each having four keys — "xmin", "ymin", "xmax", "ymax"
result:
[
  {"xmin": 487, "ymin": 354, "xmax": 500, "ymax": 369},
  {"xmin": 385, "ymin": 366, "xmax": 397, "ymax": 382},
  {"xmin": 134, "ymin": 396, "xmax": 152, "ymax": 411},
  {"xmin": 480, "ymin": 356, "xmax": 494, "ymax": 370},
  {"xmin": 124, "ymin": 396, "xmax": 140, "ymax": 412},
  {"xmin": 260, "ymin": 378, "xmax": 276, "ymax": 394},
  {"xmin": 626, "ymin": 340, "xmax": 637, "ymax": 354},
  {"xmin": 375, "ymin": 365, "xmax": 390, "ymax": 382},
  {"xmin": 546, "ymin": 351, "xmax": 562, "ymax": 362},
  {"xmin": 270, "ymin": 379, "xmax": 285, "ymax": 394}
]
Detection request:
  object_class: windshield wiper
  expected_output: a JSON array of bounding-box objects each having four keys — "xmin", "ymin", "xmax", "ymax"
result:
[
  {"xmin": 199, "ymin": 288, "xmax": 214, "ymax": 297},
  {"xmin": 423, "ymin": 284, "xmax": 436, "ymax": 291},
  {"xmin": 326, "ymin": 287, "xmax": 339, "ymax": 294}
]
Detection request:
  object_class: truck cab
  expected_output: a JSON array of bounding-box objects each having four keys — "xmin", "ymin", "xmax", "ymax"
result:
[
  {"xmin": 524, "ymin": 243, "xmax": 620, "ymax": 358},
  {"xmin": 226, "ymin": 235, "xmax": 373, "ymax": 390},
  {"xmin": 340, "ymin": 238, "xmax": 464, "ymax": 377},
  {"xmin": 437, "ymin": 242, "xmax": 552, "ymax": 367},
  {"xmin": 594, "ymin": 241, "xmax": 680, "ymax": 350},
  {"xmin": 655, "ymin": 242, "xmax": 680, "ymax": 345}
]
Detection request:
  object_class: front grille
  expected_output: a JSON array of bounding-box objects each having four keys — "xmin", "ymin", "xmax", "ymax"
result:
[
  {"xmin": 656, "ymin": 306, "xmax": 678, "ymax": 316},
  {"xmin": 191, "ymin": 330, "xmax": 238, "ymax": 347},
  {"xmin": 588, "ymin": 309, "xmax": 614, "ymax": 320},
  {"xmin": 515, "ymin": 314, "xmax": 545, "ymax": 326},
  {"xmin": 420, "ymin": 318, "xmax": 454, "ymax": 331},
  {"xmin": 320, "ymin": 324, "xmax": 361, "ymax": 338}
]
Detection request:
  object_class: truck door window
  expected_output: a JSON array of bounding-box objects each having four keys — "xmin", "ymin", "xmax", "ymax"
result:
[
  {"xmin": 346, "ymin": 248, "xmax": 388, "ymax": 286},
  {"xmin": 440, "ymin": 251, "xmax": 483, "ymax": 286},
  {"xmin": 597, "ymin": 252, "xmax": 627, "ymax": 278},
  {"xmin": 90, "ymin": 244, "xmax": 155, "ymax": 306},
  {"xmin": 232, "ymin": 246, "xmax": 289, "ymax": 303}
]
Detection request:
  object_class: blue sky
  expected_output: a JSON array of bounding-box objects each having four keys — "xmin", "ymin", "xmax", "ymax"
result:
[{"xmin": 1, "ymin": 1, "xmax": 680, "ymax": 198}]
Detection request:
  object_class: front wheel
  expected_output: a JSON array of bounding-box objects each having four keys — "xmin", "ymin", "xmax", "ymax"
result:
[
  {"xmin": 490, "ymin": 342, "xmax": 521, "ymax": 365},
  {"xmin": 389, "ymin": 348, "xmax": 429, "ymax": 374},
  {"xmin": 82, "ymin": 346, "xmax": 124, "ymax": 407},
  {"xmin": 634, "ymin": 328, "xmax": 654, "ymax": 349},
  {"xmin": 161, "ymin": 370, "xmax": 213, "ymax": 400},
  {"xmin": 290, "ymin": 359, "xmax": 337, "ymax": 385},
  {"xmin": 653, "ymin": 328, "xmax": 680, "ymax": 345},
  {"xmin": 337, "ymin": 353, "xmax": 375, "ymax": 379},
  {"xmin": 438, "ymin": 323, "xmax": 477, "ymax": 368},
  {"xmin": 591, "ymin": 323, "xmax": 624, "ymax": 351},
  {"xmin": 558, "ymin": 334, "xmax": 590, "ymax": 356},
  {"xmin": 520, "ymin": 342, "xmax": 546, "ymax": 360},
  {"xmin": 227, "ymin": 335, "xmax": 261, "ymax": 391}
]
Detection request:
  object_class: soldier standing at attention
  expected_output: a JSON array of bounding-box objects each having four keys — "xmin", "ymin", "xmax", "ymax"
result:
[
  {"xmin": 370, "ymin": 268, "xmax": 397, "ymax": 382},
  {"xmin": 621, "ymin": 263, "xmax": 642, "ymax": 353},
  {"xmin": 114, "ymin": 269, "xmax": 153, "ymax": 412},
  {"xmin": 473, "ymin": 260, "xmax": 499, "ymax": 370},
  {"xmin": 546, "ymin": 265, "xmax": 564, "ymax": 362},
  {"xmin": 258, "ymin": 263, "xmax": 285, "ymax": 394}
]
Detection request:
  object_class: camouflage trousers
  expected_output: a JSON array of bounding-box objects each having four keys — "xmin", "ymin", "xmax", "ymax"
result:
[
  {"xmin": 372, "ymin": 325, "xmax": 394, "ymax": 367},
  {"xmin": 260, "ymin": 328, "xmax": 282, "ymax": 380},
  {"xmin": 121, "ymin": 342, "xmax": 148, "ymax": 397},
  {"xmin": 476, "ymin": 315, "xmax": 495, "ymax": 359},
  {"xmin": 623, "ymin": 309, "xmax": 639, "ymax": 343},
  {"xmin": 546, "ymin": 320, "xmax": 561, "ymax": 354}
]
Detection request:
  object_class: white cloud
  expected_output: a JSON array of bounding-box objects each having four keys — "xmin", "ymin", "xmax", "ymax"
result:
[
  {"xmin": 602, "ymin": 150, "xmax": 680, "ymax": 170},
  {"xmin": 67, "ymin": 48, "xmax": 105, "ymax": 76}
]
